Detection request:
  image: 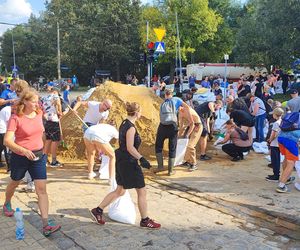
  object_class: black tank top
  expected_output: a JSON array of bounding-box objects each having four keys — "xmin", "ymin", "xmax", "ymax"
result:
[
  {"xmin": 119, "ymin": 119, "xmax": 141, "ymax": 152},
  {"xmin": 195, "ymin": 101, "xmax": 212, "ymax": 119}
]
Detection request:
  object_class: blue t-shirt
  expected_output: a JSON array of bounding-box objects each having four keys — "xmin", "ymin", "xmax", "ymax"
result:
[
  {"xmin": 189, "ymin": 76, "xmax": 196, "ymax": 88},
  {"xmin": 63, "ymin": 90, "xmax": 70, "ymax": 103},
  {"xmin": 169, "ymin": 97, "xmax": 183, "ymax": 113},
  {"xmin": 0, "ymin": 89, "xmax": 17, "ymax": 107},
  {"xmin": 201, "ymin": 80, "xmax": 210, "ymax": 88}
]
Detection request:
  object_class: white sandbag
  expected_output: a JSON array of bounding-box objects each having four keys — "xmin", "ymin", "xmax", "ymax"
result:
[
  {"xmin": 174, "ymin": 138, "xmax": 189, "ymax": 166},
  {"xmin": 295, "ymin": 161, "xmax": 300, "ymax": 179},
  {"xmin": 108, "ymin": 180, "xmax": 136, "ymax": 224},
  {"xmin": 214, "ymin": 119, "xmax": 227, "ymax": 131},
  {"xmin": 99, "ymin": 155, "xmax": 110, "ymax": 180},
  {"xmin": 252, "ymin": 142, "xmax": 269, "ymax": 154}
]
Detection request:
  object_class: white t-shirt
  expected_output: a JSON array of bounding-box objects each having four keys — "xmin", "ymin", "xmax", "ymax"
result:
[
  {"xmin": 251, "ymin": 97, "xmax": 266, "ymax": 117},
  {"xmin": 0, "ymin": 106, "xmax": 12, "ymax": 133},
  {"xmin": 83, "ymin": 101, "xmax": 109, "ymax": 125},
  {"xmin": 270, "ymin": 119, "xmax": 281, "ymax": 147},
  {"xmin": 85, "ymin": 124, "xmax": 118, "ymax": 143}
]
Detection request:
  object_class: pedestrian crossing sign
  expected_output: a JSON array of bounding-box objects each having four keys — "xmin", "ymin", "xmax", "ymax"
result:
[{"xmin": 155, "ymin": 42, "xmax": 165, "ymax": 54}]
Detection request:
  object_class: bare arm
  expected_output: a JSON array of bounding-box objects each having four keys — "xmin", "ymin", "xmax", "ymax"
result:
[
  {"xmin": 219, "ymin": 132, "xmax": 231, "ymax": 144},
  {"xmin": 126, "ymin": 127, "xmax": 142, "ymax": 160},
  {"xmin": 4, "ymin": 131, "xmax": 35, "ymax": 160},
  {"xmin": 251, "ymin": 103, "xmax": 259, "ymax": 116},
  {"xmin": 0, "ymin": 98, "xmax": 16, "ymax": 106},
  {"xmin": 73, "ymin": 100, "xmax": 88, "ymax": 111}
]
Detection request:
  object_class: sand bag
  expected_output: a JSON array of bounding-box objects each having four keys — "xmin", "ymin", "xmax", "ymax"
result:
[
  {"xmin": 108, "ymin": 181, "xmax": 136, "ymax": 225},
  {"xmin": 174, "ymin": 138, "xmax": 189, "ymax": 166},
  {"xmin": 252, "ymin": 142, "xmax": 269, "ymax": 154},
  {"xmin": 99, "ymin": 155, "xmax": 110, "ymax": 180}
]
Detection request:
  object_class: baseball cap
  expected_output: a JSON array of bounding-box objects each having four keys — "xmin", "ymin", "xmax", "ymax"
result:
[
  {"xmin": 47, "ymin": 81, "xmax": 54, "ymax": 87},
  {"xmin": 288, "ymin": 89, "xmax": 298, "ymax": 94}
]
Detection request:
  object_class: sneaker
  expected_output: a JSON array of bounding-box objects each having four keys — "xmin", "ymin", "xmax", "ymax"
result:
[
  {"xmin": 200, "ymin": 155, "xmax": 211, "ymax": 161},
  {"xmin": 265, "ymin": 175, "xmax": 279, "ymax": 182},
  {"xmin": 43, "ymin": 220, "xmax": 61, "ymax": 237},
  {"xmin": 3, "ymin": 202, "xmax": 14, "ymax": 217},
  {"xmin": 88, "ymin": 172, "xmax": 97, "ymax": 180},
  {"xmin": 231, "ymin": 156, "xmax": 242, "ymax": 162},
  {"xmin": 140, "ymin": 218, "xmax": 161, "ymax": 229},
  {"xmin": 182, "ymin": 162, "xmax": 191, "ymax": 168},
  {"xmin": 188, "ymin": 165, "xmax": 198, "ymax": 172},
  {"xmin": 276, "ymin": 185, "xmax": 289, "ymax": 193},
  {"xmin": 286, "ymin": 176, "xmax": 296, "ymax": 185},
  {"xmin": 90, "ymin": 208, "xmax": 105, "ymax": 225},
  {"xmin": 50, "ymin": 161, "xmax": 62, "ymax": 168}
]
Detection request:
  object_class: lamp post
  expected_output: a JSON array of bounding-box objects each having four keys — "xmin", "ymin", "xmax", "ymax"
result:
[
  {"xmin": 224, "ymin": 54, "xmax": 229, "ymax": 100},
  {"xmin": 11, "ymin": 32, "xmax": 17, "ymax": 77}
]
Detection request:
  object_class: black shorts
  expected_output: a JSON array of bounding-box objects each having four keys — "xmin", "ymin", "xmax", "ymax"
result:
[
  {"xmin": 45, "ymin": 121, "xmax": 61, "ymax": 141},
  {"xmin": 10, "ymin": 152, "xmax": 47, "ymax": 181},
  {"xmin": 115, "ymin": 149, "xmax": 145, "ymax": 189}
]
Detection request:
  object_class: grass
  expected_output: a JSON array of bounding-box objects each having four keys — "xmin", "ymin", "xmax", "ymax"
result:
[{"xmin": 273, "ymin": 93, "xmax": 290, "ymax": 103}]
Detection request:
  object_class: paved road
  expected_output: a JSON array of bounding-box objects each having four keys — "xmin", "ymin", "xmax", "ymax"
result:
[{"xmin": 0, "ymin": 165, "xmax": 298, "ymax": 250}]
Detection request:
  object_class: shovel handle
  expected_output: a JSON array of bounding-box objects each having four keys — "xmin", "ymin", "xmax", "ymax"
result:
[{"xmin": 66, "ymin": 104, "xmax": 89, "ymax": 128}]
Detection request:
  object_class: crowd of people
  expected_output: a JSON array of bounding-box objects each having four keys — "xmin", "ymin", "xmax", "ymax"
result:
[{"xmin": 0, "ymin": 71, "xmax": 299, "ymax": 235}]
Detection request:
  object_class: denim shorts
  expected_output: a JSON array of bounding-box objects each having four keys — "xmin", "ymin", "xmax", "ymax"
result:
[{"xmin": 10, "ymin": 152, "xmax": 47, "ymax": 181}]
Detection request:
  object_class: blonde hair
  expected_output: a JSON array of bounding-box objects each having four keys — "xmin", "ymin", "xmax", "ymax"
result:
[
  {"xmin": 125, "ymin": 102, "xmax": 140, "ymax": 116},
  {"xmin": 14, "ymin": 80, "xmax": 29, "ymax": 94},
  {"xmin": 15, "ymin": 88, "xmax": 41, "ymax": 116}
]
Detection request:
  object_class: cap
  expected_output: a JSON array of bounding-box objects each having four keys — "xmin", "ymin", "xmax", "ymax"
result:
[
  {"xmin": 47, "ymin": 82, "xmax": 54, "ymax": 87},
  {"xmin": 289, "ymin": 89, "xmax": 298, "ymax": 94}
]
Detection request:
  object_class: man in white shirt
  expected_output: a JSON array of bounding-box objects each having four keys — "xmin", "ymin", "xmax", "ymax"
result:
[
  {"xmin": 0, "ymin": 106, "xmax": 11, "ymax": 171},
  {"xmin": 73, "ymin": 99, "xmax": 112, "ymax": 132}
]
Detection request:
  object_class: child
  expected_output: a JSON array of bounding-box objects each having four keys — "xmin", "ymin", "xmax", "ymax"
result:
[
  {"xmin": 63, "ymin": 84, "xmax": 70, "ymax": 104},
  {"xmin": 266, "ymin": 108, "xmax": 284, "ymax": 181}
]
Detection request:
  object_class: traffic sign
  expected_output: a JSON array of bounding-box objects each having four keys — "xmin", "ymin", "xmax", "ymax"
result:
[
  {"xmin": 153, "ymin": 28, "xmax": 166, "ymax": 42},
  {"xmin": 155, "ymin": 42, "xmax": 165, "ymax": 54}
]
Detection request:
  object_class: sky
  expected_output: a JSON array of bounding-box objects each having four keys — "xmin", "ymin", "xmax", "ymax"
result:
[{"xmin": 0, "ymin": 0, "xmax": 246, "ymax": 36}]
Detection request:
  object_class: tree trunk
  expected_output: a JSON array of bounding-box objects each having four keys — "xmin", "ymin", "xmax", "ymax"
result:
[{"xmin": 116, "ymin": 61, "xmax": 120, "ymax": 82}]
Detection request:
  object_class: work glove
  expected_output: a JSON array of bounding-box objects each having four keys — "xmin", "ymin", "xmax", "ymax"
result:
[{"xmin": 139, "ymin": 157, "xmax": 151, "ymax": 169}]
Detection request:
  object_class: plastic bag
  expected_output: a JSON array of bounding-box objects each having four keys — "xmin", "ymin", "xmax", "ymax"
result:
[
  {"xmin": 108, "ymin": 180, "xmax": 136, "ymax": 224},
  {"xmin": 174, "ymin": 138, "xmax": 189, "ymax": 166},
  {"xmin": 252, "ymin": 142, "xmax": 269, "ymax": 154},
  {"xmin": 99, "ymin": 155, "xmax": 110, "ymax": 180}
]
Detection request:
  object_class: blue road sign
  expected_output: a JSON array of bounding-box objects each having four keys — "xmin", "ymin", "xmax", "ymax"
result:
[{"xmin": 155, "ymin": 42, "xmax": 165, "ymax": 54}]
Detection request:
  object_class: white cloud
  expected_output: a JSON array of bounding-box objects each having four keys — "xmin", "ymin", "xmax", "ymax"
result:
[{"xmin": 0, "ymin": 0, "xmax": 32, "ymax": 35}]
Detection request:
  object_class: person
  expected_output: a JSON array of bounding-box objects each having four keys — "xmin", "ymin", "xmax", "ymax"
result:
[
  {"xmin": 84, "ymin": 122, "xmax": 118, "ymax": 180},
  {"xmin": 188, "ymin": 74, "xmax": 196, "ymax": 89},
  {"xmin": 237, "ymin": 79, "xmax": 251, "ymax": 97},
  {"xmin": 178, "ymin": 105, "xmax": 203, "ymax": 171},
  {"xmin": 42, "ymin": 87, "xmax": 62, "ymax": 167},
  {"xmin": 159, "ymin": 79, "xmax": 166, "ymax": 98},
  {"xmin": 0, "ymin": 78, "xmax": 18, "ymax": 109},
  {"xmin": 90, "ymin": 102, "xmax": 161, "ymax": 229},
  {"xmin": 201, "ymin": 76, "xmax": 210, "ymax": 89},
  {"xmin": 227, "ymin": 107, "xmax": 254, "ymax": 144},
  {"xmin": 254, "ymin": 79, "xmax": 264, "ymax": 98},
  {"xmin": 217, "ymin": 120, "xmax": 252, "ymax": 161},
  {"xmin": 73, "ymin": 99, "xmax": 112, "ymax": 132},
  {"xmin": 63, "ymin": 84, "xmax": 71, "ymax": 105},
  {"xmin": 3, "ymin": 88, "xmax": 61, "ymax": 236},
  {"xmin": 266, "ymin": 108, "xmax": 284, "ymax": 182},
  {"xmin": 276, "ymin": 114, "xmax": 300, "ymax": 193},
  {"xmin": 195, "ymin": 100, "xmax": 223, "ymax": 161},
  {"xmin": 226, "ymin": 95, "xmax": 250, "ymax": 114},
  {"xmin": 72, "ymin": 75, "xmax": 78, "ymax": 88},
  {"xmin": 155, "ymin": 89, "xmax": 193, "ymax": 175},
  {"xmin": 213, "ymin": 81, "xmax": 222, "ymax": 96},
  {"xmin": 70, "ymin": 95, "xmax": 82, "ymax": 109},
  {"xmin": 0, "ymin": 80, "xmax": 29, "ymax": 172},
  {"xmin": 173, "ymin": 77, "xmax": 180, "ymax": 94},
  {"xmin": 286, "ymin": 89, "xmax": 300, "ymax": 112},
  {"xmin": 249, "ymin": 94, "xmax": 266, "ymax": 142},
  {"xmin": 281, "ymin": 72, "xmax": 289, "ymax": 95}
]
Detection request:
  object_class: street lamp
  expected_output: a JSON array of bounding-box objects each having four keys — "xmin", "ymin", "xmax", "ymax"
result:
[
  {"xmin": 11, "ymin": 32, "xmax": 17, "ymax": 77},
  {"xmin": 224, "ymin": 54, "xmax": 229, "ymax": 100}
]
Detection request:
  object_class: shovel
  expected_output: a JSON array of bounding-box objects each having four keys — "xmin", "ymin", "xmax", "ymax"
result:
[
  {"xmin": 59, "ymin": 119, "xmax": 69, "ymax": 149},
  {"xmin": 66, "ymin": 104, "xmax": 89, "ymax": 128}
]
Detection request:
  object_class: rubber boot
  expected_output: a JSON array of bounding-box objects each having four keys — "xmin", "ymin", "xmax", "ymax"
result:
[
  {"xmin": 168, "ymin": 158, "xmax": 176, "ymax": 176},
  {"xmin": 154, "ymin": 153, "xmax": 164, "ymax": 173}
]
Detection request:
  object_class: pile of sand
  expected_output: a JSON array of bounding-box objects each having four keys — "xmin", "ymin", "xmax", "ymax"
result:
[{"xmin": 59, "ymin": 81, "xmax": 162, "ymax": 161}]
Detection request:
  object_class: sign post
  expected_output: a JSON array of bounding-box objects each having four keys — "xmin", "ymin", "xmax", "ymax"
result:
[{"xmin": 224, "ymin": 54, "xmax": 229, "ymax": 102}]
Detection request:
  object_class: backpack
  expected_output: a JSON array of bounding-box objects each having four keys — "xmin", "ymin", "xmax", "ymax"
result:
[
  {"xmin": 280, "ymin": 112, "xmax": 300, "ymax": 131},
  {"xmin": 235, "ymin": 127, "xmax": 249, "ymax": 141},
  {"xmin": 160, "ymin": 99, "xmax": 177, "ymax": 125}
]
